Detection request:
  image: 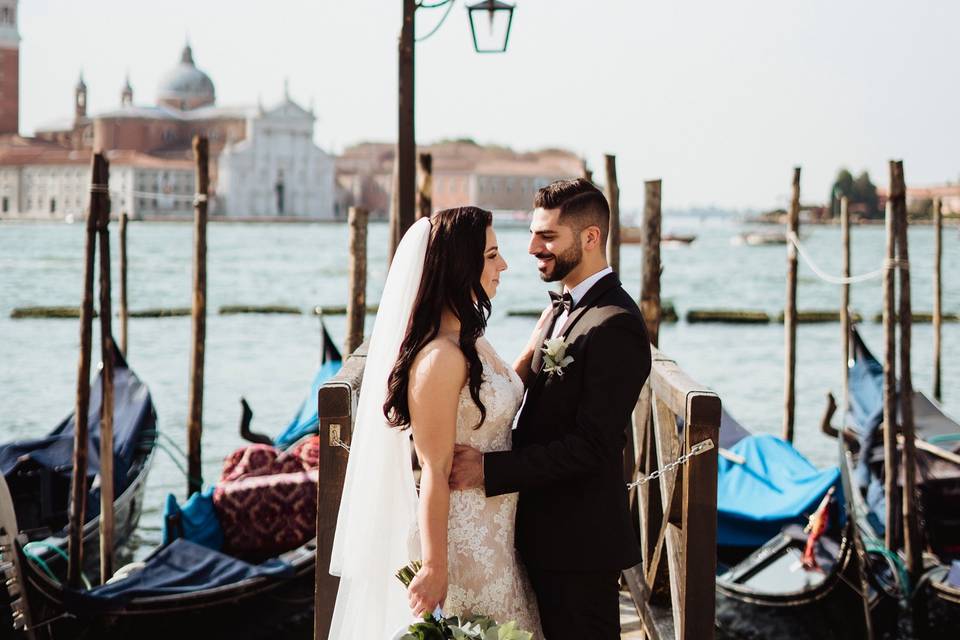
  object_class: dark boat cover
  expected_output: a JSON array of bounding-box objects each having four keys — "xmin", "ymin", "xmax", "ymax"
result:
[
  {"xmin": 0, "ymin": 347, "xmax": 156, "ymax": 519},
  {"xmin": 62, "ymin": 538, "xmax": 293, "ymax": 613},
  {"xmin": 847, "ymin": 327, "xmax": 960, "ymax": 535}
]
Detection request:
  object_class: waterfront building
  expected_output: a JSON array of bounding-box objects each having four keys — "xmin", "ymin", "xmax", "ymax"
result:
[
  {"xmin": 335, "ymin": 140, "xmax": 585, "ymax": 220},
  {"xmin": 0, "ymin": 4, "xmax": 335, "ymax": 220}
]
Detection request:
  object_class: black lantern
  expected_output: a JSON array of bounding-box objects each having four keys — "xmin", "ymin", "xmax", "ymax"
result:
[{"xmin": 466, "ymin": 0, "xmax": 515, "ymax": 53}]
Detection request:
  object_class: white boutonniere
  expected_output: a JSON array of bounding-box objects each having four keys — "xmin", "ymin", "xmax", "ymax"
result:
[{"xmin": 541, "ymin": 337, "xmax": 574, "ymax": 378}]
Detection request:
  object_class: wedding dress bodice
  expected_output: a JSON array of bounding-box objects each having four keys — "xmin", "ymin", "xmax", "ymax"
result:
[{"xmin": 444, "ymin": 339, "xmax": 542, "ymax": 636}]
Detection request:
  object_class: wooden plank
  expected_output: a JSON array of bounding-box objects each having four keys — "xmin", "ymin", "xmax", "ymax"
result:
[
  {"xmin": 783, "ymin": 166, "xmax": 801, "ymax": 442},
  {"xmin": 314, "ymin": 345, "xmax": 367, "ymax": 640},
  {"xmin": 679, "ymin": 392, "xmax": 720, "ymax": 640},
  {"xmin": 648, "ymin": 349, "xmax": 702, "ymax": 418},
  {"xmin": 623, "ymin": 564, "xmax": 664, "ymax": 640}
]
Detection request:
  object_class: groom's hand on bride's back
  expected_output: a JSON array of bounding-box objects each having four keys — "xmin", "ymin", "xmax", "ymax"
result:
[{"xmin": 449, "ymin": 445, "xmax": 484, "ymax": 490}]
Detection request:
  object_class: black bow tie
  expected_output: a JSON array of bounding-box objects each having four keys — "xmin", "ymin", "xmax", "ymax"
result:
[{"xmin": 549, "ymin": 291, "xmax": 574, "ymax": 319}]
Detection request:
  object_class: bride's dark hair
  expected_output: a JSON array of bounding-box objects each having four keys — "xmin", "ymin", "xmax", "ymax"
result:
[{"xmin": 384, "ymin": 206, "xmax": 493, "ymax": 429}]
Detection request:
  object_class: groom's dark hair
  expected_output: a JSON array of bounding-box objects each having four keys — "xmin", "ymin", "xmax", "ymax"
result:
[{"xmin": 534, "ymin": 178, "xmax": 610, "ymax": 244}]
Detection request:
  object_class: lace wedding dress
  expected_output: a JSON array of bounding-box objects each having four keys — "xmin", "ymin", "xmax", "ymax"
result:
[{"xmin": 444, "ymin": 338, "xmax": 543, "ymax": 637}]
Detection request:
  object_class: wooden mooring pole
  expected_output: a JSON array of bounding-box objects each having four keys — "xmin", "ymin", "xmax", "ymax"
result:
[
  {"xmin": 840, "ymin": 196, "xmax": 851, "ymax": 423},
  {"xmin": 96, "ymin": 156, "xmax": 116, "ymax": 583},
  {"xmin": 881, "ymin": 198, "xmax": 899, "ymax": 552},
  {"xmin": 118, "ymin": 209, "xmax": 129, "ymax": 358},
  {"xmin": 394, "ymin": 0, "xmax": 416, "ymax": 258},
  {"xmin": 782, "ymin": 166, "xmax": 801, "ymax": 443},
  {"xmin": 604, "ymin": 154, "xmax": 620, "ymax": 274},
  {"xmin": 416, "ymin": 152, "xmax": 432, "ymax": 221},
  {"xmin": 67, "ymin": 152, "xmax": 105, "ymax": 588},
  {"xmin": 641, "ymin": 179, "xmax": 662, "ymax": 347},
  {"xmin": 933, "ymin": 197, "xmax": 943, "ymax": 402},
  {"xmin": 891, "ymin": 160, "xmax": 921, "ymax": 583},
  {"xmin": 345, "ymin": 206, "xmax": 368, "ymax": 354},
  {"xmin": 187, "ymin": 135, "xmax": 209, "ymax": 498}
]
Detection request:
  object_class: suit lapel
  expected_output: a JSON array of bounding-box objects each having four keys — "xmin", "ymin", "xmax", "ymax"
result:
[{"xmin": 530, "ymin": 309, "xmax": 558, "ymax": 376}]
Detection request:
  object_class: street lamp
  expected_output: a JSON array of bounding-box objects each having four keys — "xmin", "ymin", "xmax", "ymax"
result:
[
  {"xmin": 467, "ymin": 0, "xmax": 516, "ymax": 53},
  {"xmin": 391, "ymin": 0, "xmax": 517, "ymax": 259}
]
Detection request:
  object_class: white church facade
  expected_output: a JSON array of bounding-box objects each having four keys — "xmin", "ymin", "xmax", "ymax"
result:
[{"xmin": 216, "ymin": 94, "xmax": 334, "ymax": 218}]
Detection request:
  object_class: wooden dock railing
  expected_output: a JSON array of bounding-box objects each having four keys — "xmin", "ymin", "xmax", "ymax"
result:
[
  {"xmin": 625, "ymin": 346, "xmax": 720, "ymax": 640},
  {"xmin": 313, "ymin": 342, "xmax": 720, "ymax": 640}
]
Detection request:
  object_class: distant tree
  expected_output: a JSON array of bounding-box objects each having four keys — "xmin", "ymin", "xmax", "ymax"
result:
[{"xmin": 829, "ymin": 168, "xmax": 879, "ymax": 218}]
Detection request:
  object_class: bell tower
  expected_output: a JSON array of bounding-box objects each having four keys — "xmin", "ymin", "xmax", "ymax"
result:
[
  {"xmin": 0, "ymin": 0, "xmax": 20, "ymax": 135},
  {"xmin": 74, "ymin": 73, "xmax": 87, "ymax": 119}
]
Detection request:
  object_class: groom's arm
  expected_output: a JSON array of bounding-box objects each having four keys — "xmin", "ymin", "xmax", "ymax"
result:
[{"xmin": 483, "ymin": 314, "xmax": 651, "ymax": 497}]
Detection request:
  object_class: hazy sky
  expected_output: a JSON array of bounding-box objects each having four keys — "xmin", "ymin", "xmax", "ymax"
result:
[{"xmin": 18, "ymin": 0, "xmax": 960, "ymax": 210}]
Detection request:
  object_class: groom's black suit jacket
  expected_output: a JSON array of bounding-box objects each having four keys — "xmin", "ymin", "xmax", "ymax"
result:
[{"xmin": 483, "ymin": 271, "xmax": 651, "ymax": 572}]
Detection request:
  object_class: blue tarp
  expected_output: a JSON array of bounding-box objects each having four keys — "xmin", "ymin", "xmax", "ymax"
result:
[
  {"xmin": 63, "ymin": 538, "xmax": 293, "ymax": 613},
  {"xmin": 718, "ymin": 434, "xmax": 843, "ymax": 548},
  {"xmin": 274, "ymin": 359, "xmax": 341, "ymax": 449},
  {"xmin": 162, "ymin": 487, "xmax": 223, "ymax": 551}
]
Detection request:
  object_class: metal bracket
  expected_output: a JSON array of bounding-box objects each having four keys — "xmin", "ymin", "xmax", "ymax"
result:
[{"xmin": 329, "ymin": 424, "xmax": 350, "ymax": 452}]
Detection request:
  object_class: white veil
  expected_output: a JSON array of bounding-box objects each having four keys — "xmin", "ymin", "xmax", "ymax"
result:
[{"xmin": 329, "ymin": 217, "xmax": 432, "ymax": 639}]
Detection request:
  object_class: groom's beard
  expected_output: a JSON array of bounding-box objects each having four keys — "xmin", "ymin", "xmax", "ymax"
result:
[{"xmin": 537, "ymin": 242, "xmax": 582, "ymax": 282}]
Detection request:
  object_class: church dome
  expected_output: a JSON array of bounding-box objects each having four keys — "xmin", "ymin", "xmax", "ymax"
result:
[{"xmin": 156, "ymin": 44, "xmax": 215, "ymax": 111}]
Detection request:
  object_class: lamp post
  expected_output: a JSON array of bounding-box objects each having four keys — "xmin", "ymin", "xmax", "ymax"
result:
[{"xmin": 391, "ymin": 0, "xmax": 516, "ymax": 258}]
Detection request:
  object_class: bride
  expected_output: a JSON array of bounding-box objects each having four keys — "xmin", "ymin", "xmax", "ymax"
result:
[{"xmin": 329, "ymin": 207, "xmax": 546, "ymax": 639}]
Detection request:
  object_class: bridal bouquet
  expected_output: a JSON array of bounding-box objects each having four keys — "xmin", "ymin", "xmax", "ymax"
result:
[{"xmin": 394, "ymin": 562, "xmax": 533, "ymax": 640}]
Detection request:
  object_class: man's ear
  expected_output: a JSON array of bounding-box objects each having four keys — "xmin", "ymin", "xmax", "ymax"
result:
[{"xmin": 582, "ymin": 225, "xmax": 602, "ymax": 252}]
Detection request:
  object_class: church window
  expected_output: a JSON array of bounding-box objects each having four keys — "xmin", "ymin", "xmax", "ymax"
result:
[
  {"xmin": 2, "ymin": 197, "xmax": 8, "ymax": 213},
  {"xmin": 50, "ymin": 198, "xmax": 56, "ymax": 214}
]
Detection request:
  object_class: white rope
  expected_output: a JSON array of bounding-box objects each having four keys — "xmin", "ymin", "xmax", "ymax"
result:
[{"xmin": 787, "ymin": 232, "xmax": 887, "ymax": 285}]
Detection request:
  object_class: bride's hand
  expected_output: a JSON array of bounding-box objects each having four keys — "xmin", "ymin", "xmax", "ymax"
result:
[
  {"xmin": 524, "ymin": 306, "xmax": 553, "ymax": 355},
  {"xmin": 407, "ymin": 563, "xmax": 447, "ymax": 618}
]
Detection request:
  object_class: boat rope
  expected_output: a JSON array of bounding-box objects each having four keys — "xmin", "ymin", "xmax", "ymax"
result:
[
  {"xmin": 626, "ymin": 438, "xmax": 715, "ymax": 489},
  {"xmin": 22, "ymin": 542, "xmax": 92, "ymax": 590},
  {"xmin": 153, "ymin": 440, "xmax": 207, "ymax": 491},
  {"xmin": 416, "ymin": 0, "xmax": 456, "ymax": 42},
  {"xmin": 861, "ymin": 534, "xmax": 911, "ymax": 597},
  {"xmin": 787, "ymin": 232, "xmax": 889, "ymax": 285}
]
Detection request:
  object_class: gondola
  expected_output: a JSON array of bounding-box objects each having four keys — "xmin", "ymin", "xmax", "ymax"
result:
[
  {"xmin": 837, "ymin": 327, "xmax": 960, "ymax": 639},
  {"xmin": 1, "ymin": 326, "xmax": 342, "ymax": 639},
  {"xmin": 712, "ymin": 408, "xmax": 900, "ymax": 639},
  {"xmin": 0, "ymin": 346, "xmax": 157, "ymax": 638}
]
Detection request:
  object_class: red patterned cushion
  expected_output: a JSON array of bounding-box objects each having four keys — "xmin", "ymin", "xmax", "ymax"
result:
[
  {"xmin": 220, "ymin": 444, "xmax": 306, "ymax": 483},
  {"xmin": 213, "ymin": 469, "xmax": 318, "ymax": 556},
  {"xmin": 289, "ymin": 435, "xmax": 320, "ymax": 470}
]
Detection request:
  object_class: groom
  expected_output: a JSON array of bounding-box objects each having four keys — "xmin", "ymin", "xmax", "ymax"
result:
[{"xmin": 450, "ymin": 178, "xmax": 651, "ymax": 639}]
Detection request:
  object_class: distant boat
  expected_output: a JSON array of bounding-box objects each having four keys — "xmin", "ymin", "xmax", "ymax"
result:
[
  {"xmin": 732, "ymin": 231, "xmax": 789, "ymax": 246},
  {"xmin": 620, "ymin": 226, "xmax": 696, "ymax": 245}
]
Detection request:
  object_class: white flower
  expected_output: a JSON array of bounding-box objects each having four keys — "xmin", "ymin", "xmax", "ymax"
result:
[{"xmin": 541, "ymin": 338, "xmax": 574, "ymax": 377}]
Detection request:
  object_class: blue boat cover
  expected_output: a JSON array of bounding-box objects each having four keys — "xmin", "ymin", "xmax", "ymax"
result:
[
  {"xmin": 162, "ymin": 487, "xmax": 224, "ymax": 551},
  {"xmin": 0, "ymin": 349, "xmax": 156, "ymax": 520},
  {"xmin": 274, "ymin": 359, "xmax": 341, "ymax": 449},
  {"xmin": 62, "ymin": 538, "xmax": 293, "ymax": 613},
  {"xmin": 718, "ymin": 434, "xmax": 843, "ymax": 548},
  {"xmin": 948, "ymin": 560, "xmax": 960, "ymax": 588}
]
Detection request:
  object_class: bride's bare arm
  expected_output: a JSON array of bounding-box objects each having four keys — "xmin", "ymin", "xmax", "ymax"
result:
[
  {"xmin": 513, "ymin": 306, "xmax": 553, "ymax": 386},
  {"xmin": 407, "ymin": 340, "xmax": 468, "ymax": 618}
]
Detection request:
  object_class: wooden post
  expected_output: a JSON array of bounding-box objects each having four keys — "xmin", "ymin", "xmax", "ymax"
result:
[
  {"xmin": 782, "ymin": 166, "xmax": 801, "ymax": 443},
  {"xmin": 583, "ymin": 161, "xmax": 593, "ymax": 184},
  {"xmin": 881, "ymin": 199, "xmax": 898, "ymax": 551},
  {"xmin": 314, "ymin": 348, "xmax": 366, "ymax": 639},
  {"xmin": 67, "ymin": 152, "xmax": 103, "ymax": 588},
  {"xmin": 96, "ymin": 156, "xmax": 115, "ymax": 583},
  {"xmin": 933, "ymin": 197, "xmax": 943, "ymax": 402},
  {"xmin": 118, "ymin": 209, "xmax": 129, "ymax": 358},
  {"xmin": 604, "ymin": 154, "xmax": 621, "ymax": 274},
  {"xmin": 395, "ymin": 0, "xmax": 417, "ymax": 253},
  {"xmin": 840, "ymin": 196, "xmax": 851, "ymax": 424},
  {"xmin": 345, "ymin": 206, "xmax": 368, "ymax": 354},
  {"xmin": 416, "ymin": 152, "xmax": 432, "ymax": 220},
  {"xmin": 187, "ymin": 136, "xmax": 209, "ymax": 498},
  {"xmin": 641, "ymin": 179, "xmax": 662, "ymax": 347},
  {"xmin": 388, "ymin": 155, "xmax": 401, "ymax": 263},
  {"xmin": 891, "ymin": 160, "xmax": 921, "ymax": 582}
]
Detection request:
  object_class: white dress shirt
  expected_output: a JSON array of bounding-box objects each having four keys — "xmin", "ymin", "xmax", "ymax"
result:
[{"xmin": 550, "ymin": 266, "xmax": 613, "ymax": 338}]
